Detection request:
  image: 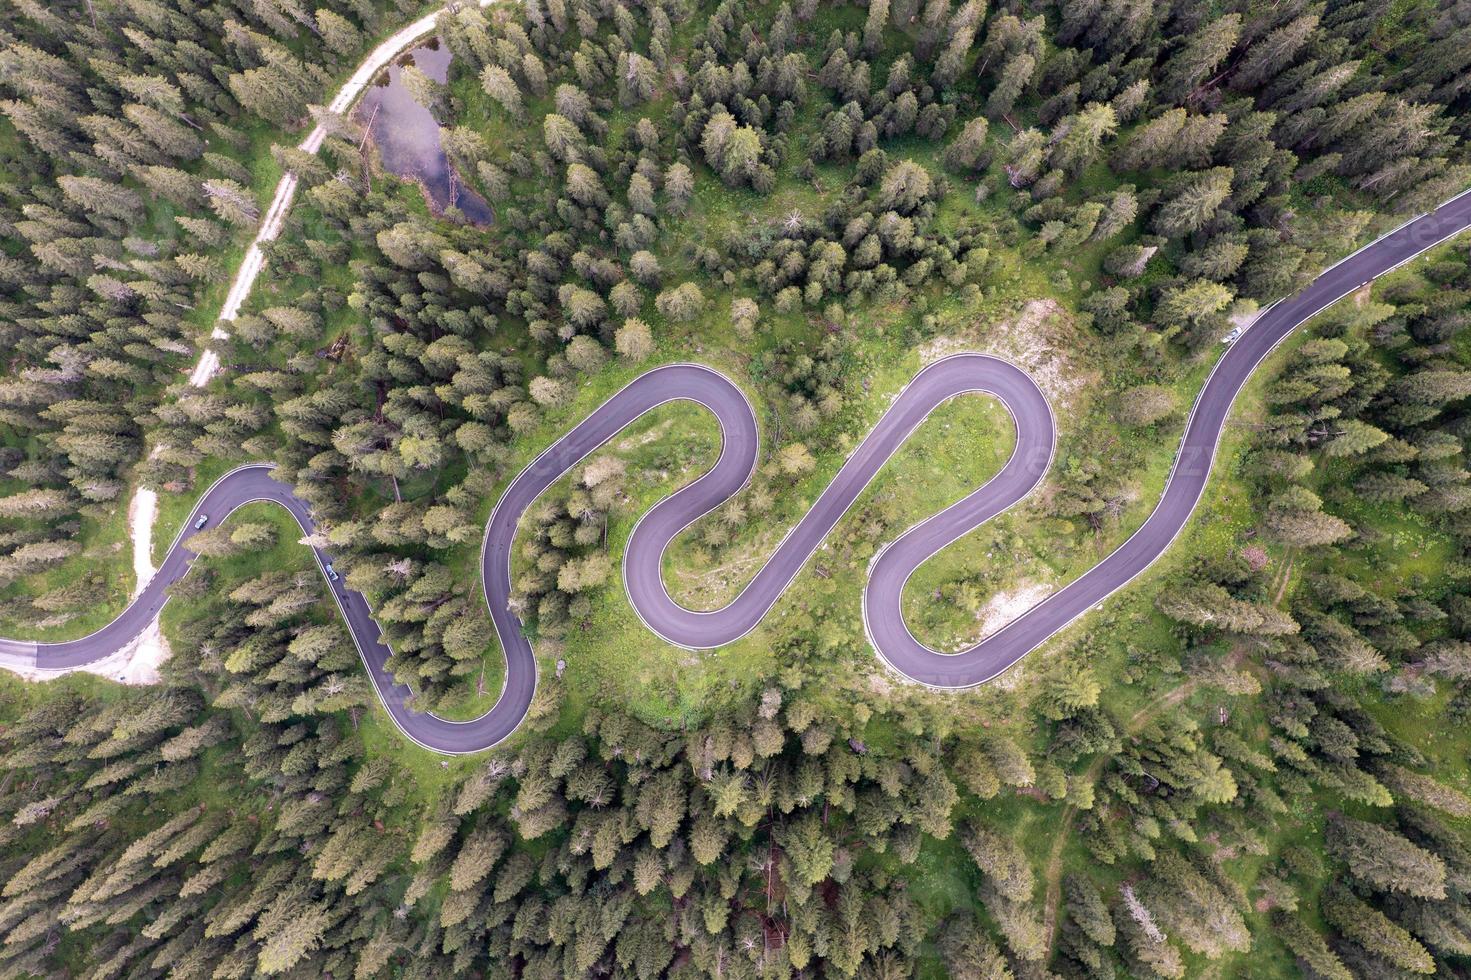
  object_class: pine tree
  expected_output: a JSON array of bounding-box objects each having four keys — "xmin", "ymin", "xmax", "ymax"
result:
[
  {"xmin": 255, "ymin": 886, "xmax": 332, "ymax": 975},
  {"xmin": 655, "ymin": 283, "xmax": 706, "ymax": 322},
  {"xmin": 784, "ymin": 813, "xmax": 835, "ymax": 885},
  {"xmin": 1275, "ymin": 911, "xmax": 1354, "ymax": 980},
  {"xmin": 1378, "ymin": 764, "xmax": 1471, "ymax": 817},
  {"xmin": 449, "ymin": 825, "xmax": 507, "ymax": 892},
  {"xmin": 1264, "ymin": 486, "xmax": 1353, "ymax": 547},
  {"xmin": 564, "ymin": 163, "xmax": 608, "ymax": 208},
  {"xmin": 938, "ymin": 914, "xmax": 1014, "ymax": 979},
  {"xmin": 1326, "ymin": 816, "xmax": 1448, "ymax": 900},
  {"xmin": 1156, "ymin": 14, "xmax": 1240, "ymax": 104},
  {"xmin": 1064, "ymin": 873, "xmax": 1115, "ymax": 947},
  {"xmin": 1051, "ymin": 103, "xmax": 1117, "ymax": 176},
  {"xmin": 1155, "ymin": 280, "xmax": 1234, "ymax": 332},
  {"xmin": 481, "ymin": 65, "xmax": 524, "ymax": 119},
  {"xmin": 57, "ymin": 175, "xmax": 143, "ymax": 222},
  {"xmin": 863, "ymin": 0, "xmax": 890, "ymax": 55},
  {"xmin": 879, "ymin": 160, "xmax": 933, "ymax": 213},
  {"xmin": 1141, "ymin": 852, "xmax": 1250, "ymax": 959},
  {"xmin": 316, "ymin": 9, "xmax": 362, "ymax": 55},
  {"xmin": 987, "ymin": 53, "xmax": 1037, "ymax": 119},
  {"xmin": 659, "ymin": 162, "xmax": 693, "ymax": 216},
  {"xmin": 1116, "ymin": 384, "xmax": 1178, "ymax": 426},
  {"xmin": 1156, "ymin": 582, "xmax": 1298, "ymax": 636},
  {"xmin": 1231, "ymin": 14, "xmax": 1320, "ymax": 91},
  {"xmin": 1151, "ymin": 168, "xmax": 1234, "ymax": 238},
  {"xmin": 942, "ymin": 116, "xmax": 990, "ymax": 172},
  {"xmin": 1321, "ymin": 883, "xmax": 1434, "ymax": 974},
  {"xmin": 962, "ymin": 821, "xmax": 1034, "ymax": 902},
  {"xmin": 1117, "ymin": 885, "xmax": 1185, "ymax": 978},
  {"xmin": 1322, "ymin": 419, "xmax": 1388, "ymax": 457}
]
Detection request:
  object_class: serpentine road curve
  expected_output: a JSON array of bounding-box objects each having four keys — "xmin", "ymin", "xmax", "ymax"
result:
[{"xmin": 3, "ymin": 190, "xmax": 1470, "ymax": 753}]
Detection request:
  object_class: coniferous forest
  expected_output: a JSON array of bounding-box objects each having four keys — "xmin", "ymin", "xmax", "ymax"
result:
[{"xmin": 3, "ymin": 0, "xmax": 1471, "ymax": 975}]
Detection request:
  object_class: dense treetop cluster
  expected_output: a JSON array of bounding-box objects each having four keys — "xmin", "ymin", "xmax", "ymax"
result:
[{"xmin": 1, "ymin": 0, "xmax": 1471, "ymax": 976}]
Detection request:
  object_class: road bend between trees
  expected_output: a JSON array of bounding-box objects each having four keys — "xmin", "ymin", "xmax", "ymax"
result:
[{"xmin": 1, "ymin": 190, "xmax": 1468, "ymax": 752}]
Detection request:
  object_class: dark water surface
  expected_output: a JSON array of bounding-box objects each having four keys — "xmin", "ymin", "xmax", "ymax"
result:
[{"xmin": 356, "ymin": 41, "xmax": 494, "ymax": 225}]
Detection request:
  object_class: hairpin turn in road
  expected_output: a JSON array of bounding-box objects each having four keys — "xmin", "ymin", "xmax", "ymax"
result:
[{"xmin": 3, "ymin": 190, "xmax": 1470, "ymax": 754}]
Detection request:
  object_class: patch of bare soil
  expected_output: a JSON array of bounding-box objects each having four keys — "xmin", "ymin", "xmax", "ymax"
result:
[
  {"xmin": 128, "ymin": 487, "xmax": 158, "ymax": 597},
  {"xmin": 916, "ymin": 576, "xmax": 1055, "ymax": 650},
  {"xmin": 920, "ymin": 298, "xmax": 1097, "ymax": 409},
  {"xmin": 617, "ymin": 417, "xmax": 677, "ymax": 451},
  {"xmin": 977, "ymin": 580, "xmax": 1055, "ymax": 641},
  {"xmin": 3, "ymin": 619, "xmax": 171, "ymax": 686}
]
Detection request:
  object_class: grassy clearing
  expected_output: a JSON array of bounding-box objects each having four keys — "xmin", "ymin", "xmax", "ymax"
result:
[
  {"xmin": 208, "ymin": 502, "xmax": 311, "ymax": 582},
  {"xmin": 358, "ymin": 709, "xmax": 485, "ymax": 795},
  {"xmin": 239, "ymin": 130, "xmax": 1286, "ymax": 740}
]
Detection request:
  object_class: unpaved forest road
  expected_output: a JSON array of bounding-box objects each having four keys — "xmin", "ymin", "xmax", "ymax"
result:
[
  {"xmin": 5, "ymin": 10, "xmax": 1471, "ymax": 751},
  {"xmin": 134, "ymin": 5, "xmax": 497, "ymax": 605},
  {"xmin": 197, "ymin": 0, "xmax": 498, "ymax": 386}
]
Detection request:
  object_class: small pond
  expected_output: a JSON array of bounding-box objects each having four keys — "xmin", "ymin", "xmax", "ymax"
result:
[{"xmin": 356, "ymin": 40, "xmax": 494, "ymax": 225}]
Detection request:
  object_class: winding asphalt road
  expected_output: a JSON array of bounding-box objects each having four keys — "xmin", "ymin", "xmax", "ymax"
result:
[{"xmin": 3, "ymin": 190, "xmax": 1470, "ymax": 753}]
